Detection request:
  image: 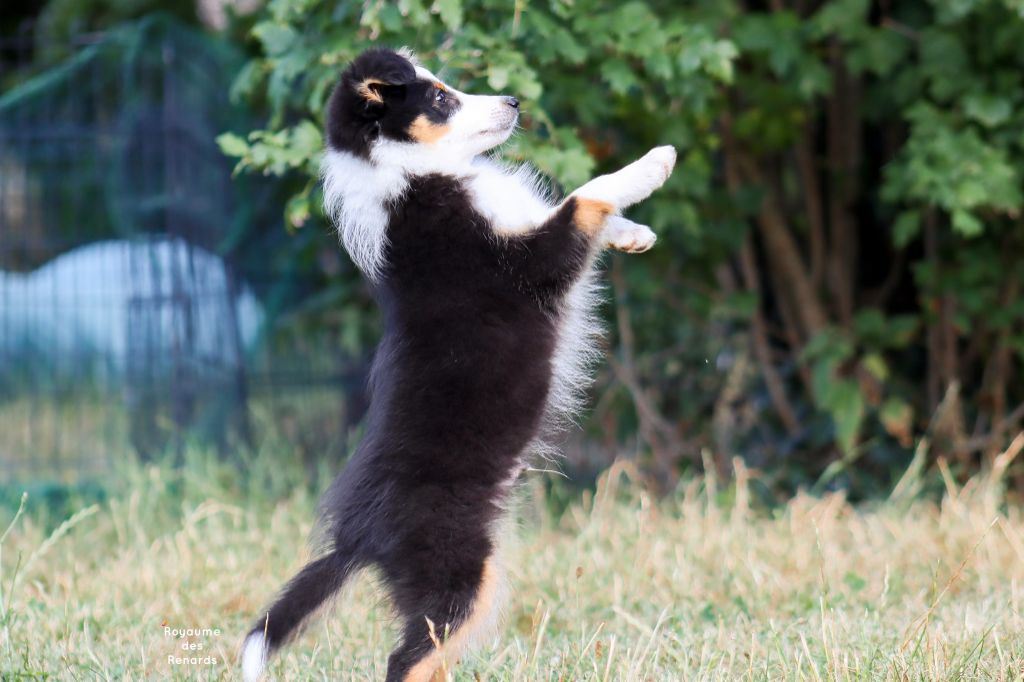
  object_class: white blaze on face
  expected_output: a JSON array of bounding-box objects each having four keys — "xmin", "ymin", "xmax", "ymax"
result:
[
  {"xmin": 445, "ymin": 92, "xmax": 518, "ymax": 155},
  {"xmin": 413, "ymin": 66, "xmax": 518, "ymax": 158}
]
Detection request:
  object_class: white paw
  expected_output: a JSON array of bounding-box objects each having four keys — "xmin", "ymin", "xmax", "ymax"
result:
[
  {"xmin": 639, "ymin": 145, "xmax": 677, "ymax": 184},
  {"xmin": 607, "ymin": 145, "xmax": 677, "ymax": 209},
  {"xmin": 572, "ymin": 145, "xmax": 677, "ymax": 211},
  {"xmin": 603, "ymin": 217, "xmax": 657, "ymax": 253},
  {"xmin": 242, "ymin": 632, "xmax": 268, "ymax": 682}
]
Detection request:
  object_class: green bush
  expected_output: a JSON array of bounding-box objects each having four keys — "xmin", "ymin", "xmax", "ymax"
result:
[{"xmin": 220, "ymin": 0, "xmax": 1024, "ymax": 497}]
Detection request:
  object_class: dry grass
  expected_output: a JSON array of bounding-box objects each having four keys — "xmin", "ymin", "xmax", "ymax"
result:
[
  {"xmin": 2, "ymin": 448, "xmax": 1024, "ymax": 681},
  {"xmin": 0, "ymin": 390, "xmax": 352, "ymax": 483},
  {"xmin": 0, "ymin": 395, "xmax": 126, "ymax": 481}
]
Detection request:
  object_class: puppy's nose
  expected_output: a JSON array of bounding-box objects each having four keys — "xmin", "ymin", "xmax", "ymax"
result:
[{"xmin": 504, "ymin": 96, "xmax": 520, "ymax": 109}]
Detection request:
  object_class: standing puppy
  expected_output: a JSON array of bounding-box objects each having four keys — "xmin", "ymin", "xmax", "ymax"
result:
[{"xmin": 242, "ymin": 48, "xmax": 675, "ymax": 682}]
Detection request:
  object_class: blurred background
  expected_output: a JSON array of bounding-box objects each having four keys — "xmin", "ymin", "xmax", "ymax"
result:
[{"xmin": 2, "ymin": 0, "xmax": 1023, "ymax": 508}]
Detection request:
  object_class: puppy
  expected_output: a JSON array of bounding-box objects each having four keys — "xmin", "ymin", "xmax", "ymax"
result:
[{"xmin": 242, "ymin": 48, "xmax": 675, "ymax": 682}]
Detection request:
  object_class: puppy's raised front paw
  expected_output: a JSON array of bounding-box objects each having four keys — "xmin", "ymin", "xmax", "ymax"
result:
[
  {"xmin": 603, "ymin": 217, "xmax": 657, "ymax": 254},
  {"xmin": 608, "ymin": 145, "xmax": 677, "ymax": 209},
  {"xmin": 572, "ymin": 144, "xmax": 678, "ymax": 212},
  {"xmin": 640, "ymin": 145, "xmax": 677, "ymax": 183}
]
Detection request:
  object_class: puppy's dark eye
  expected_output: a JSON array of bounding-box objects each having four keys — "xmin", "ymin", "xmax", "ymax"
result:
[{"xmin": 435, "ymin": 90, "xmax": 447, "ymax": 104}]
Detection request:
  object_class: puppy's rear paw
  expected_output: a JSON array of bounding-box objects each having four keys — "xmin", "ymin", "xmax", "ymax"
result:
[{"xmin": 603, "ymin": 217, "xmax": 657, "ymax": 253}]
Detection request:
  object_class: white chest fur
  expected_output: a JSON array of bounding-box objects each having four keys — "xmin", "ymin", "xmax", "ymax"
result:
[
  {"xmin": 322, "ymin": 150, "xmax": 555, "ymax": 281},
  {"xmin": 464, "ymin": 158, "xmax": 554, "ymax": 236}
]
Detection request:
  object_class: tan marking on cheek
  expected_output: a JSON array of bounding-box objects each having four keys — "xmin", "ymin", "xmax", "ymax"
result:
[
  {"xmin": 573, "ymin": 198, "xmax": 615, "ymax": 236},
  {"xmin": 408, "ymin": 115, "xmax": 450, "ymax": 144},
  {"xmin": 402, "ymin": 558, "xmax": 502, "ymax": 682},
  {"xmin": 356, "ymin": 78, "xmax": 386, "ymax": 104}
]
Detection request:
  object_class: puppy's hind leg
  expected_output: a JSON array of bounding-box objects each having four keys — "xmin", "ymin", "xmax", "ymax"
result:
[
  {"xmin": 383, "ymin": 552, "xmax": 505, "ymax": 682},
  {"xmin": 242, "ymin": 548, "xmax": 362, "ymax": 681}
]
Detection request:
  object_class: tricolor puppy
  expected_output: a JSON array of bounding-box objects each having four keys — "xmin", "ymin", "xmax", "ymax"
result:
[{"xmin": 242, "ymin": 48, "xmax": 675, "ymax": 682}]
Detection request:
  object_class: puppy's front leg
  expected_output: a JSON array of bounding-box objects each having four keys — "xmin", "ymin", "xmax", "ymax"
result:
[
  {"xmin": 602, "ymin": 215, "xmax": 657, "ymax": 254},
  {"xmin": 502, "ymin": 195, "xmax": 614, "ymax": 297},
  {"xmin": 502, "ymin": 146, "xmax": 675, "ymax": 292},
  {"xmin": 572, "ymin": 145, "xmax": 676, "ymax": 212}
]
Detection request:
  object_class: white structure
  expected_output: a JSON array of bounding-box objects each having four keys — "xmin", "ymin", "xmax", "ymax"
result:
[{"xmin": 0, "ymin": 238, "xmax": 263, "ymax": 381}]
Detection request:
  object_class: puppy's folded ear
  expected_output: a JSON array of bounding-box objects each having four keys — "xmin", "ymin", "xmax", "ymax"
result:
[
  {"xmin": 355, "ymin": 78, "xmax": 406, "ymax": 108},
  {"xmin": 343, "ymin": 48, "xmax": 416, "ymax": 117},
  {"xmin": 327, "ymin": 48, "xmax": 417, "ymax": 154}
]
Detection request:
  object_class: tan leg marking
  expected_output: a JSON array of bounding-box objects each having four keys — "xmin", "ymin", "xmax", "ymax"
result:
[
  {"xmin": 356, "ymin": 78, "xmax": 386, "ymax": 104},
  {"xmin": 408, "ymin": 115, "xmax": 450, "ymax": 144},
  {"xmin": 402, "ymin": 558, "xmax": 502, "ymax": 682},
  {"xmin": 572, "ymin": 198, "xmax": 614, "ymax": 236}
]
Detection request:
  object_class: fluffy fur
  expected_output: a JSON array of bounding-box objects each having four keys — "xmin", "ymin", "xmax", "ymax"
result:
[{"xmin": 242, "ymin": 47, "xmax": 675, "ymax": 682}]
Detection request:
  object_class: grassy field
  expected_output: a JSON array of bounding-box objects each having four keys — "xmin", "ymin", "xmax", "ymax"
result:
[
  {"xmin": 2, "ymin": 443, "xmax": 1024, "ymax": 681},
  {"xmin": 0, "ymin": 387, "xmax": 356, "ymax": 484}
]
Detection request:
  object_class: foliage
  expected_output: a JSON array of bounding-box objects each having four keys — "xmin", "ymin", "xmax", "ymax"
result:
[
  {"xmin": 220, "ymin": 0, "xmax": 1024, "ymax": 495},
  {"xmin": 34, "ymin": 0, "xmax": 197, "ymax": 43}
]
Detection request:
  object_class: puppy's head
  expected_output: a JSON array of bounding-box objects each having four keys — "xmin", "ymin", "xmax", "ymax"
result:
[{"xmin": 326, "ymin": 48, "xmax": 520, "ymax": 163}]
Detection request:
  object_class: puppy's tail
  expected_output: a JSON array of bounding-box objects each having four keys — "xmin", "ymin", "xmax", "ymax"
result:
[{"xmin": 241, "ymin": 550, "xmax": 358, "ymax": 681}]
